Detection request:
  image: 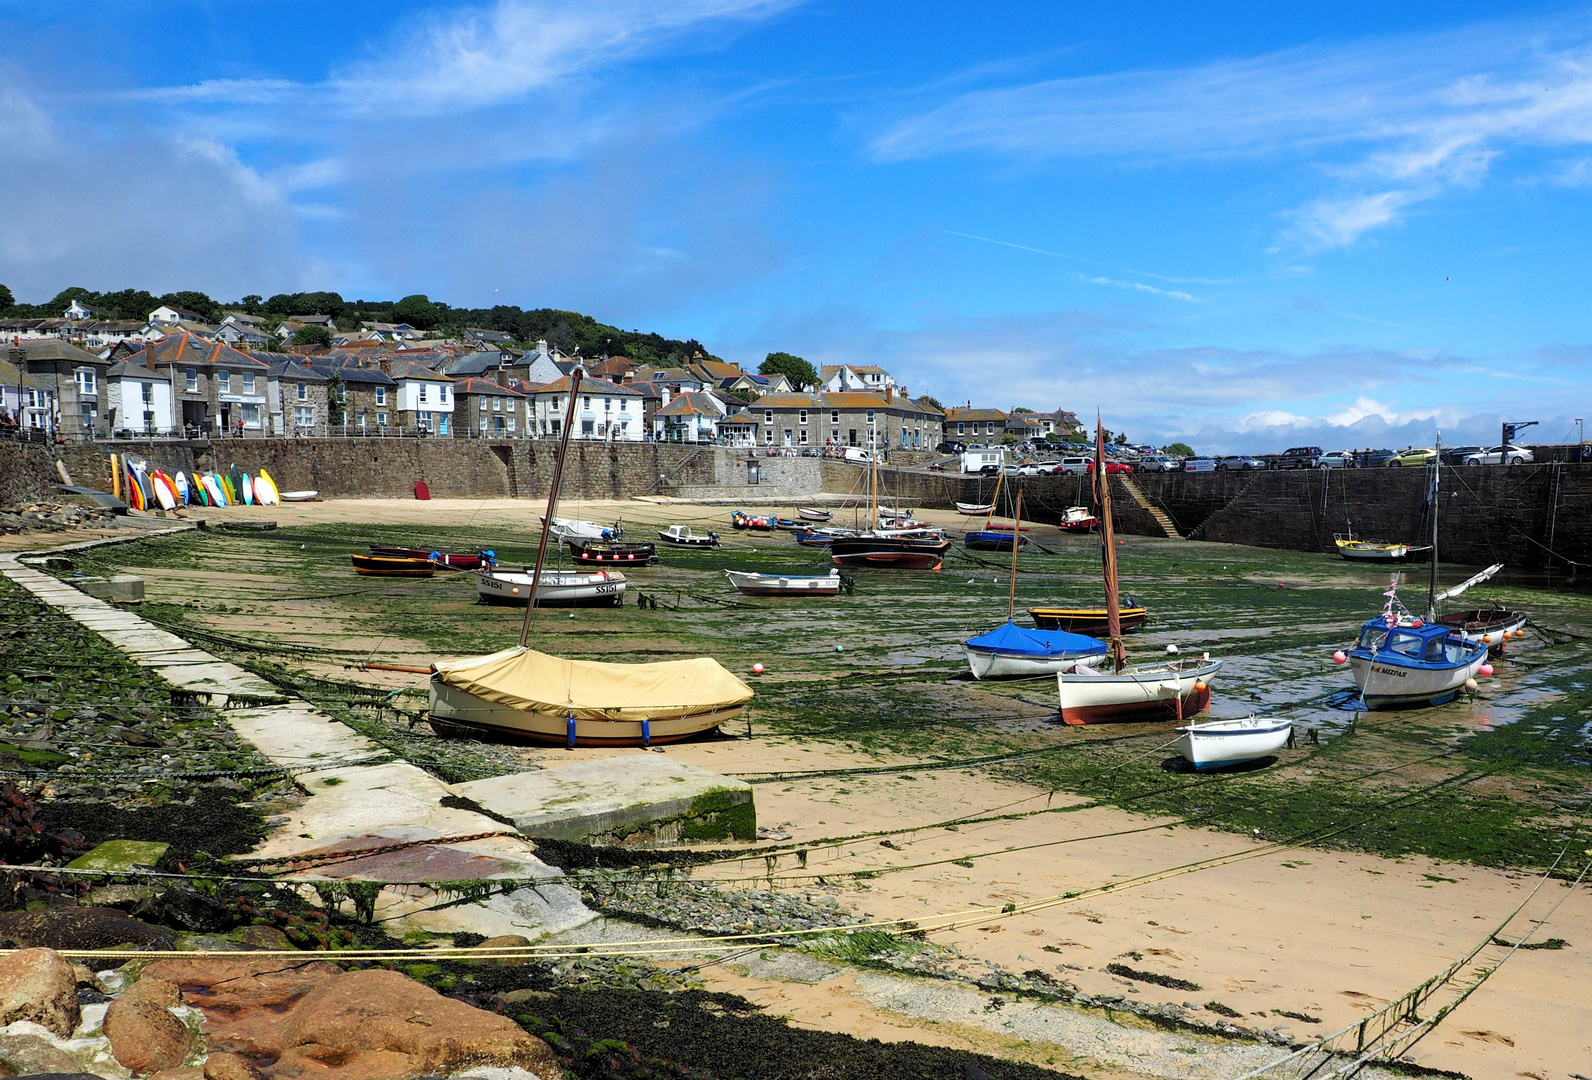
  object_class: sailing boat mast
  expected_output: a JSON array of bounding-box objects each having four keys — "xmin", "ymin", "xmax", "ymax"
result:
[
  {"xmin": 1427, "ymin": 433, "xmax": 1441, "ymax": 620},
  {"xmin": 1008, "ymin": 491, "xmax": 1024, "ymax": 622},
  {"xmin": 519, "ymin": 368, "xmax": 585, "ymax": 647},
  {"xmin": 984, "ymin": 469, "xmax": 1004, "ymax": 530},
  {"xmin": 1095, "ymin": 417, "xmax": 1126, "ymax": 673}
]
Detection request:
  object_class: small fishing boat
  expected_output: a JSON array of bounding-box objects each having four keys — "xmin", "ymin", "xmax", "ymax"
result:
[
  {"xmin": 725, "ymin": 568, "xmax": 848, "ymax": 597},
  {"xmin": 830, "ymin": 535, "xmax": 952, "ymax": 570},
  {"xmin": 657, "ymin": 525, "xmax": 720, "ymax": 548},
  {"xmin": 1174, "ymin": 716, "xmax": 1293, "ymax": 771},
  {"xmin": 1029, "ymin": 602, "xmax": 1148, "ymax": 635},
  {"xmin": 964, "ymin": 529, "xmax": 1029, "ymax": 551},
  {"xmin": 544, "ymin": 516, "xmax": 621, "ymax": 541},
  {"xmin": 567, "ymin": 539, "xmax": 658, "ymax": 566},
  {"xmin": 476, "ymin": 568, "xmax": 626, "ymax": 606},
  {"xmin": 798, "ymin": 507, "xmax": 833, "ymax": 522},
  {"xmin": 370, "ymin": 545, "xmax": 496, "ymax": 570},
  {"xmin": 965, "ymin": 622, "xmax": 1106, "ymax": 680},
  {"xmin": 280, "ymin": 490, "xmax": 321, "ymax": 502},
  {"xmin": 956, "ymin": 501, "xmax": 994, "ymax": 516},
  {"xmin": 1058, "ymin": 506, "xmax": 1098, "ymax": 532},
  {"xmin": 430, "ymin": 647, "xmax": 753, "ymax": 746},
  {"xmin": 351, "ymin": 553, "xmax": 435, "ymax": 577},
  {"xmin": 1347, "ymin": 616, "xmax": 1487, "ymax": 709},
  {"xmin": 1055, "ymin": 416, "xmax": 1223, "ymax": 724}
]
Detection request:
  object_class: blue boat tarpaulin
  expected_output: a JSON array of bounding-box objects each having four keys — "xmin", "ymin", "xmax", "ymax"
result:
[{"xmin": 964, "ymin": 621, "xmax": 1107, "ymax": 657}]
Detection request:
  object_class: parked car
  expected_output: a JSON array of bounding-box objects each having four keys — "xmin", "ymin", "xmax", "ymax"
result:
[
  {"xmin": 1015, "ymin": 462, "xmax": 1046, "ymax": 476},
  {"xmin": 1138, "ymin": 454, "xmax": 1181, "ymax": 472},
  {"xmin": 1086, "ymin": 460, "xmax": 1134, "ymax": 474},
  {"xmin": 1184, "ymin": 457, "xmax": 1217, "ymax": 472},
  {"xmin": 1439, "ymin": 445, "xmax": 1483, "ymax": 466},
  {"xmin": 1384, "ymin": 447, "xmax": 1436, "ymax": 467},
  {"xmin": 1273, "ymin": 446, "xmax": 1322, "ymax": 469},
  {"xmin": 1056, "ymin": 456, "xmax": 1092, "ymax": 474},
  {"xmin": 936, "ymin": 441, "xmax": 967, "ymax": 454},
  {"xmin": 1353, "ymin": 449, "xmax": 1397, "ymax": 468},
  {"xmin": 1464, "ymin": 444, "xmax": 1534, "ymax": 466},
  {"xmin": 1317, "ymin": 451, "xmax": 1353, "ymax": 469},
  {"xmin": 1215, "ymin": 454, "xmax": 1265, "ymax": 471}
]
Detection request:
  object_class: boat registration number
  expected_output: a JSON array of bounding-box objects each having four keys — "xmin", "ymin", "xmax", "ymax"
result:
[
  {"xmin": 594, "ymin": 584, "xmax": 617, "ymax": 594},
  {"xmin": 1371, "ymin": 666, "xmax": 1407, "ymax": 678}
]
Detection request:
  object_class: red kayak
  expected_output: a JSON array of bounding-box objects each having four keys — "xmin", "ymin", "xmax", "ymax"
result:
[{"xmin": 368, "ymin": 545, "xmax": 496, "ymax": 570}]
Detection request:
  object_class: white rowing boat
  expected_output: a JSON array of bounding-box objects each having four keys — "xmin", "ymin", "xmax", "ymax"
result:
[
  {"xmin": 542, "ymin": 516, "xmax": 620, "ymax": 541},
  {"xmin": 1174, "ymin": 716, "xmax": 1292, "ymax": 771},
  {"xmin": 475, "ymin": 568, "xmax": 626, "ymax": 606},
  {"xmin": 279, "ymin": 490, "xmax": 321, "ymax": 502},
  {"xmin": 797, "ymin": 507, "xmax": 833, "ymax": 521},
  {"xmin": 725, "ymin": 568, "xmax": 846, "ymax": 596},
  {"xmin": 955, "ymin": 501, "xmax": 993, "ymax": 515}
]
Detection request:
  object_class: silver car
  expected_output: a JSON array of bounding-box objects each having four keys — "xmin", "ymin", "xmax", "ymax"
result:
[
  {"xmin": 1463, "ymin": 444, "xmax": 1534, "ymax": 466},
  {"xmin": 1317, "ymin": 451, "xmax": 1352, "ymax": 468}
]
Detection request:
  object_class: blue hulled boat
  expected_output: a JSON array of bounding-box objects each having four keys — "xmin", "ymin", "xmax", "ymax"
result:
[
  {"xmin": 1347, "ymin": 616, "xmax": 1487, "ymax": 709},
  {"xmin": 964, "ymin": 529, "xmax": 1029, "ymax": 551}
]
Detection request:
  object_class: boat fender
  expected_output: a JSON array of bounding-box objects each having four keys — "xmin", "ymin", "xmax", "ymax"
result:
[
  {"xmin": 641, "ymin": 719, "xmax": 651, "ymax": 747},
  {"xmin": 1464, "ymin": 678, "xmax": 1479, "ymax": 691},
  {"xmin": 1332, "ymin": 650, "xmax": 1347, "ymax": 665},
  {"xmin": 566, "ymin": 715, "xmax": 577, "ymax": 749},
  {"xmin": 1479, "ymin": 663, "xmax": 1494, "ymax": 677}
]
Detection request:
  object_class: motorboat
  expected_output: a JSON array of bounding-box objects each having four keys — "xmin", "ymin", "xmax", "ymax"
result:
[
  {"xmin": 430, "ymin": 647, "xmax": 752, "ymax": 746},
  {"xmin": 1174, "ymin": 716, "xmax": 1293, "ymax": 771},
  {"xmin": 725, "ymin": 568, "xmax": 848, "ymax": 597},
  {"xmin": 1058, "ymin": 657, "xmax": 1223, "ymax": 725},
  {"xmin": 370, "ymin": 545, "xmax": 496, "ymax": 570},
  {"xmin": 476, "ymin": 568, "xmax": 626, "ymax": 606},
  {"xmin": 657, "ymin": 524, "xmax": 720, "ymax": 548},
  {"xmin": 1029, "ymin": 601, "xmax": 1148, "ymax": 635},
  {"xmin": 544, "ymin": 516, "xmax": 621, "ymax": 542},
  {"xmin": 1334, "ymin": 535, "xmax": 1431, "ymax": 562},
  {"xmin": 1059, "ymin": 506, "xmax": 1098, "ymax": 532},
  {"xmin": 964, "ymin": 622, "xmax": 1106, "ymax": 680},
  {"xmin": 798, "ymin": 507, "xmax": 833, "ymax": 522},
  {"xmin": 1347, "ymin": 616, "xmax": 1487, "ymax": 709},
  {"xmin": 566, "ymin": 539, "xmax": 658, "ymax": 566}
]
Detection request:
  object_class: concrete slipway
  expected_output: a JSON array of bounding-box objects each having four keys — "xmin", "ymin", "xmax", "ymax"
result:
[{"xmin": 1, "ymin": 528, "xmax": 754, "ymax": 939}]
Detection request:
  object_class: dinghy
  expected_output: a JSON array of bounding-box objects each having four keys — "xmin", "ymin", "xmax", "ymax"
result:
[
  {"xmin": 965, "ymin": 622, "xmax": 1106, "ymax": 680},
  {"xmin": 1334, "ymin": 535, "xmax": 1431, "ymax": 562},
  {"xmin": 1056, "ymin": 417, "xmax": 1223, "ymax": 724},
  {"xmin": 956, "ymin": 501, "xmax": 994, "ymax": 516},
  {"xmin": 797, "ymin": 507, "xmax": 833, "ymax": 522},
  {"xmin": 1029, "ymin": 603, "xmax": 1148, "ymax": 635},
  {"xmin": 350, "ymin": 553, "xmax": 435, "ymax": 577},
  {"xmin": 370, "ymin": 546, "xmax": 496, "ymax": 570},
  {"xmin": 657, "ymin": 525, "xmax": 720, "ymax": 548},
  {"xmin": 1430, "ymin": 564, "xmax": 1527, "ymax": 653},
  {"xmin": 1174, "ymin": 716, "xmax": 1293, "ymax": 771},
  {"xmin": 543, "ymin": 516, "xmax": 620, "ymax": 541},
  {"xmin": 964, "ymin": 529, "xmax": 1028, "ymax": 551},
  {"xmin": 725, "ymin": 568, "xmax": 847, "ymax": 597},
  {"xmin": 476, "ymin": 568, "xmax": 626, "ymax": 606},
  {"xmin": 280, "ymin": 490, "xmax": 320, "ymax": 502}
]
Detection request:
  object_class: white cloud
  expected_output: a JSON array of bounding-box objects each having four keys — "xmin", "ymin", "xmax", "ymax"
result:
[
  {"xmin": 871, "ymin": 15, "xmax": 1592, "ymax": 249},
  {"xmin": 1324, "ymin": 397, "xmax": 1441, "ymax": 427}
]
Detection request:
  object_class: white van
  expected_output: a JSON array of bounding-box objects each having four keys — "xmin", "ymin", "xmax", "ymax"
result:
[
  {"xmin": 961, "ymin": 448, "xmax": 1005, "ymax": 474},
  {"xmin": 843, "ymin": 447, "xmax": 873, "ymax": 464}
]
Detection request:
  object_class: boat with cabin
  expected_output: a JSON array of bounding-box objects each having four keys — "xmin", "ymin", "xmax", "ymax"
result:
[
  {"xmin": 657, "ymin": 524, "xmax": 720, "ymax": 548},
  {"xmin": 1059, "ymin": 506, "xmax": 1098, "ymax": 532},
  {"xmin": 567, "ymin": 539, "xmax": 658, "ymax": 566},
  {"xmin": 476, "ymin": 568, "xmax": 626, "ymax": 606},
  {"xmin": 544, "ymin": 516, "xmax": 621, "ymax": 542}
]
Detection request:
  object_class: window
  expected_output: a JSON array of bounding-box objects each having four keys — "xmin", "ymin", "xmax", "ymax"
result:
[
  {"xmin": 479, "ymin": 396, "xmax": 489, "ymax": 411},
  {"xmin": 957, "ymin": 422, "xmax": 965, "ymax": 435},
  {"xmin": 492, "ymin": 398, "xmax": 501, "ymax": 412},
  {"xmin": 241, "ymin": 404, "xmax": 261, "ymax": 426},
  {"xmin": 418, "ymin": 410, "xmax": 432, "ymax": 430},
  {"xmin": 439, "ymin": 385, "xmax": 448, "ymax": 403},
  {"xmin": 799, "ymin": 410, "xmax": 808, "ymax": 424},
  {"xmin": 377, "ymin": 411, "xmax": 388, "ymax": 426},
  {"xmin": 831, "ymin": 410, "xmax": 839, "ymax": 423},
  {"xmin": 242, "ymin": 373, "xmax": 255, "ymax": 394},
  {"xmin": 505, "ymin": 416, "xmax": 515, "ymax": 433},
  {"xmin": 375, "ymin": 387, "xmax": 387, "ymax": 405},
  {"xmin": 604, "ymin": 397, "xmax": 612, "ymax": 409},
  {"xmin": 799, "ymin": 429, "xmax": 809, "ymax": 445},
  {"xmin": 141, "ymin": 383, "xmax": 154, "ymax": 404},
  {"xmin": 581, "ymin": 420, "xmax": 594, "ymax": 435},
  {"xmin": 619, "ymin": 399, "xmax": 628, "ymax": 411},
  {"xmin": 848, "ymin": 429, "xmax": 857, "ymax": 446},
  {"xmin": 357, "ymin": 410, "xmax": 367, "ymax": 428},
  {"xmin": 584, "ymin": 396, "xmax": 592, "ymax": 409},
  {"xmin": 419, "ymin": 384, "xmax": 428, "ymax": 403},
  {"xmin": 866, "ymin": 410, "xmax": 875, "ymax": 424},
  {"xmin": 293, "ymin": 406, "xmax": 314, "ymax": 429},
  {"xmin": 296, "ymin": 382, "xmax": 308, "ymax": 402},
  {"xmin": 185, "ymin": 370, "xmax": 198, "ymax": 392},
  {"xmin": 764, "ymin": 410, "xmax": 773, "ymax": 423},
  {"xmin": 764, "ymin": 428, "xmax": 774, "ymax": 444},
  {"xmin": 218, "ymin": 372, "xmax": 231, "ymax": 393},
  {"xmin": 900, "ymin": 429, "xmax": 908, "ymax": 447},
  {"xmin": 75, "ymin": 370, "xmax": 96, "ymax": 395}
]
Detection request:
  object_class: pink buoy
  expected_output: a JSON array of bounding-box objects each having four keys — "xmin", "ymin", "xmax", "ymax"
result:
[
  {"xmin": 1479, "ymin": 663, "xmax": 1494, "ymax": 677},
  {"xmin": 1411, "ymin": 619, "xmax": 1423, "ymax": 628},
  {"xmin": 752, "ymin": 663, "xmax": 765, "ymax": 675},
  {"xmin": 1332, "ymin": 650, "xmax": 1347, "ymax": 665}
]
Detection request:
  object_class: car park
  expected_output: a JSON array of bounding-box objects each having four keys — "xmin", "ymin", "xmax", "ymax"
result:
[
  {"xmin": 1463, "ymin": 444, "xmax": 1534, "ymax": 466},
  {"xmin": 1273, "ymin": 446, "xmax": 1322, "ymax": 469},
  {"xmin": 1317, "ymin": 451, "xmax": 1352, "ymax": 468},
  {"xmin": 1384, "ymin": 447, "xmax": 1437, "ymax": 467},
  {"xmin": 1216, "ymin": 454, "xmax": 1266, "ymax": 470},
  {"xmin": 1184, "ymin": 457, "xmax": 1217, "ymax": 472}
]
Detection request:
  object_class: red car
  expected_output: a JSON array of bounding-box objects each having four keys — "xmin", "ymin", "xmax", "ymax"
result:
[{"xmin": 1085, "ymin": 460, "xmax": 1134, "ymax": 474}]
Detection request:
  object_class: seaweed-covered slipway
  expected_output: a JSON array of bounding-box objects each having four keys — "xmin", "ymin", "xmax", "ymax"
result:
[{"xmin": 0, "ymin": 493, "xmax": 1589, "ymax": 1080}]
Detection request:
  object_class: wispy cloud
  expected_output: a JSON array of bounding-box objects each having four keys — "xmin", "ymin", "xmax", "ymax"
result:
[
  {"xmin": 943, "ymin": 229, "xmax": 1195, "ymax": 299},
  {"xmin": 875, "ymin": 15, "xmax": 1592, "ymax": 250}
]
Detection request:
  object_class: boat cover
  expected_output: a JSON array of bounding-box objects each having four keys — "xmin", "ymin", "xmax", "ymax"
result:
[
  {"xmin": 431, "ymin": 646, "xmax": 753, "ymax": 721},
  {"xmin": 964, "ymin": 621, "xmax": 1108, "ymax": 657}
]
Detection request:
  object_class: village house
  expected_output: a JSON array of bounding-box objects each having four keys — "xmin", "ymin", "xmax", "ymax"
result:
[
  {"xmin": 384, "ymin": 357, "xmax": 454, "ymax": 434},
  {"xmin": 1005, "ymin": 413, "xmax": 1046, "ymax": 440},
  {"xmin": 104, "ymin": 353, "xmax": 177, "ymax": 436},
  {"xmin": 751, "ymin": 388, "xmax": 943, "ymax": 451},
  {"xmin": 654, "ymin": 391, "xmax": 725, "ymax": 443},
  {"xmin": 11, "ymin": 339, "xmax": 110, "ymax": 437},
  {"xmin": 943, "ymin": 407, "xmax": 1009, "ymax": 441},
  {"xmin": 356, "ymin": 321, "xmax": 421, "ymax": 343},
  {"xmin": 64, "ymin": 300, "xmax": 111, "ymax": 321},
  {"xmin": 265, "ymin": 358, "xmax": 329, "ymax": 436},
  {"xmin": 120, "ymin": 333, "xmax": 270, "ymax": 437},
  {"xmin": 526, "ymin": 375, "xmax": 644, "ymax": 441},
  {"xmin": 148, "ymin": 305, "xmax": 208, "ymax": 326},
  {"xmin": 819, "ymin": 364, "xmax": 895, "ymax": 393},
  {"xmin": 464, "ymin": 327, "xmax": 515, "ymax": 349},
  {"xmin": 453, "ymin": 376, "xmax": 527, "ymax": 438},
  {"xmin": 77, "ymin": 321, "xmax": 146, "ymax": 349},
  {"xmin": 309, "ymin": 360, "xmax": 397, "ymax": 433},
  {"xmin": 215, "ymin": 313, "xmax": 276, "ymax": 349}
]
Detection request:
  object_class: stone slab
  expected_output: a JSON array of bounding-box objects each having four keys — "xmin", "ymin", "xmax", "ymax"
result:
[
  {"xmin": 453, "ymin": 754, "xmax": 756, "ymax": 844},
  {"xmin": 223, "ymin": 702, "xmax": 381, "ymax": 762},
  {"xmin": 72, "ymin": 574, "xmax": 145, "ymax": 602},
  {"xmin": 67, "ymin": 839, "xmax": 170, "ymax": 871}
]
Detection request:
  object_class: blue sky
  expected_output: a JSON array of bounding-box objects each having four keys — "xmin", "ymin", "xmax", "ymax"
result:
[{"xmin": 4, "ymin": 1, "xmax": 1592, "ymax": 451}]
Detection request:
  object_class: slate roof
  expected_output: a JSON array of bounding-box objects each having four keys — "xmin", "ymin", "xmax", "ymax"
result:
[
  {"xmin": 308, "ymin": 360, "xmax": 396, "ymax": 387},
  {"xmin": 656, "ymin": 392, "xmax": 720, "ymax": 417},
  {"xmin": 386, "ymin": 358, "xmax": 452, "ymax": 381},
  {"xmin": 123, "ymin": 332, "xmax": 268, "ymax": 370},
  {"xmin": 14, "ymin": 339, "xmax": 106, "ymax": 365},
  {"xmin": 453, "ymin": 377, "xmax": 525, "ymax": 397},
  {"xmin": 528, "ymin": 375, "xmax": 640, "ymax": 396}
]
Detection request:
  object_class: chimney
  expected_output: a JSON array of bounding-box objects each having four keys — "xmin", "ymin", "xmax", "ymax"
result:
[
  {"xmin": 380, "ymin": 356, "xmax": 391, "ymax": 374},
  {"xmin": 495, "ymin": 367, "xmax": 507, "ymax": 388},
  {"xmin": 885, "ymin": 386, "xmax": 893, "ymax": 403},
  {"xmin": 145, "ymin": 345, "xmax": 155, "ymax": 372}
]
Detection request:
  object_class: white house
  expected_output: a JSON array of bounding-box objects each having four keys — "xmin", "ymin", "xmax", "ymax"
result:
[
  {"xmin": 105, "ymin": 359, "xmax": 176, "ymax": 435},
  {"xmin": 215, "ymin": 314, "xmax": 275, "ymax": 349},
  {"xmin": 64, "ymin": 300, "xmax": 111, "ymax": 321},
  {"xmin": 527, "ymin": 375, "xmax": 643, "ymax": 441},
  {"xmin": 386, "ymin": 358, "xmax": 454, "ymax": 434},
  {"xmin": 148, "ymin": 305, "xmax": 208, "ymax": 326},
  {"xmin": 820, "ymin": 364, "xmax": 896, "ymax": 393},
  {"xmin": 653, "ymin": 391, "xmax": 725, "ymax": 443}
]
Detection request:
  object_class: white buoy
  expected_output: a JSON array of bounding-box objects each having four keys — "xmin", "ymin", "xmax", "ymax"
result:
[{"xmin": 1165, "ymin": 643, "xmax": 1179, "ymax": 655}]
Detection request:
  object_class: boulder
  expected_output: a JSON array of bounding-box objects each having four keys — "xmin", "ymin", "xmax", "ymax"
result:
[
  {"xmin": 0, "ymin": 947, "xmax": 80, "ymax": 1036},
  {"xmin": 143, "ymin": 958, "xmax": 343, "ymax": 1060},
  {"xmin": 105, "ymin": 975, "xmax": 193, "ymax": 1076},
  {"xmin": 131, "ymin": 889, "xmax": 234, "ymax": 933},
  {"xmin": 0, "ymin": 909, "xmax": 174, "ymax": 952},
  {"xmin": 203, "ymin": 1052, "xmax": 268, "ymax": 1080},
  {"xmin": 0, "ymin": 1031, "xmax": 83, "ymax": 1076},
  {"xmin": 233, "ymin": 925, "xmax": 294, "ymax": 951},
  {"xmin": 467, "ymin": 935, "xmax": 532, "ymax": 966}
]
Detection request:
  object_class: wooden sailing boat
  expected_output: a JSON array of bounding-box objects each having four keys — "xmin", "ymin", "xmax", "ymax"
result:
[
  {"xmin": 428, "ymin": 366, "xmax": 753, "ymax": 747},
  {"xmin": 1055, "ymin": 418, "xmax": 1222, "ymax": 725}
]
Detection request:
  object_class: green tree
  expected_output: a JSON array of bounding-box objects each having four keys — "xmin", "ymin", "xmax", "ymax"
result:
[
  {"xmin": 290, "ymin": 325, "xmax": 332, "ymax": 347},
  {"xmin": 759, "ymin": 351, "xmax": 818, "ymax": 390},
  {"xmin": 392, "ymin": 294, "xmax": 439, "ymax": 330},
  {"xmin": 325, "ymin": 372, "xmax": 346, "ymax": 426},
  {"xmin": 96, "ymin": 288, "xmax": 162, "ymax": 321},
  {"xmin": 1010, "ymin": 406, "xmax": 1033, "ymax": 413},
  {"xmin": 238, "ymin": 294, "xmax": 263, "ymax": 314},
  {"xmin": 0, "ymin": 283, "xmax": 13, "ymax": 311},
  {"xmin": 1165, "ymin": 442, "xmax": 1196, "ymax": 457},
  {"xmin": 918, "ymin": 394, "xmax": 945, "ymax": 411}
]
